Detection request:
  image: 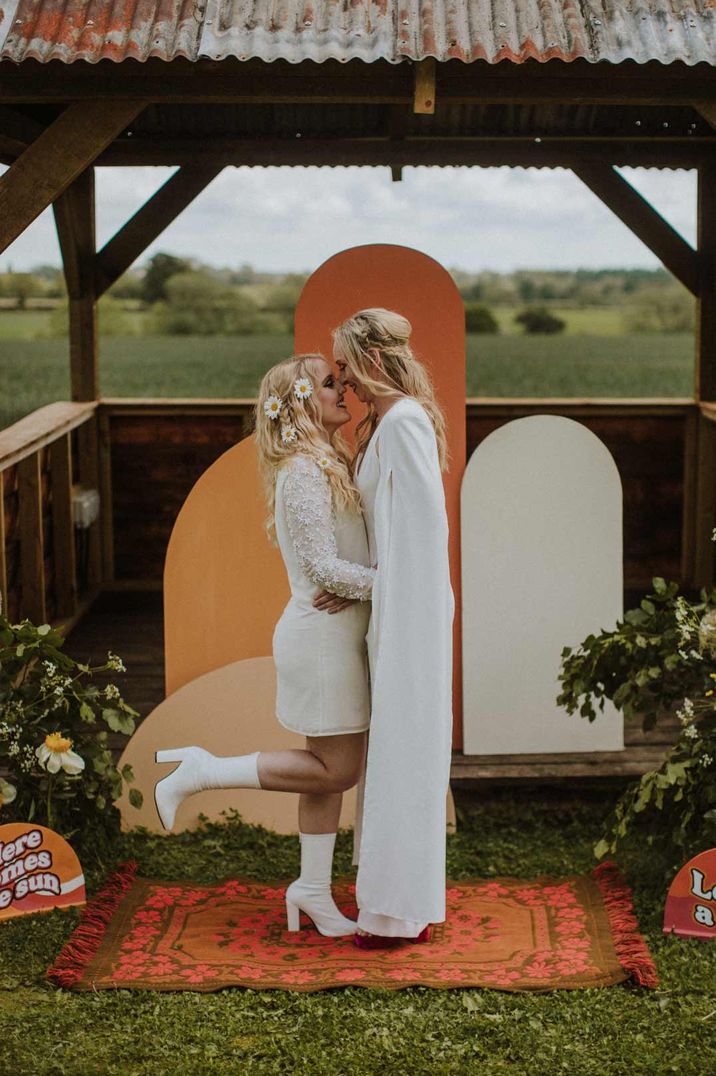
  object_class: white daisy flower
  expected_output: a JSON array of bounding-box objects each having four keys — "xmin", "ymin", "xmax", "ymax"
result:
[
  {"xmin": 293, "ymin": 377, "xmax": 313, "ymax": 400},
  {"xmin": 317, "ymin": 456, "xmax": 331, "ymax": 470},
  {"xmin": 35, "ymin": 732, "xmax": 85, "ymax": 775},
  {"xmin": 0, "ymin": 778, "xmax": 16, "ymax": 809},
  {"xmin": 263, "ymin": 395, "xmax": 283, "ymax": 420},
  {"xmin": 281, "ymin": 425, "xmax": 298, "ymax": 444}
]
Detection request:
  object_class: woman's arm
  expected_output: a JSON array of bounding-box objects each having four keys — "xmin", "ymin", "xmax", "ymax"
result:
[{"xmin": 282, "ymin": 457, "xmax": 375, "ymax": 601}]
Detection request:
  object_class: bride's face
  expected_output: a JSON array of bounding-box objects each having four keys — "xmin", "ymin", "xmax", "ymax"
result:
[
  {"xmin": 314, "ymin": 358, "xmax": 351, "ymax": 438},
  {"xmin": 334, "ymin": 353, "xmax": 372, "ymax": 405}
]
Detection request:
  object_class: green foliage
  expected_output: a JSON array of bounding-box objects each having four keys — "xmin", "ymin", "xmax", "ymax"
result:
[
  {"xmin": 514, "ymin": 306, "xmax": 566, "ymax": 335},
  {"xmin": 622, "ymin": 284, "xmax": 695, "ymax": 333},
  {"xmin": 558, "ymin": 578, "xmax": 716, "ymax": 858},
  {"xmin": 140, "ymin": 253, "xmax": 192, "ymax": 304},
  {"xmin": 149, "ymin": 271, "xmax": 262, "ymax": 335},
  {"xmin": 464, "ymin": 302, "xmax": 499, "ymax": 334},
  {"xmin": 46, "ymin": 296, "xmax": 136, "ymax": 338},
  {"xmin": 0, "ymin": 614, "xmax": 141, "ymax": 840}
]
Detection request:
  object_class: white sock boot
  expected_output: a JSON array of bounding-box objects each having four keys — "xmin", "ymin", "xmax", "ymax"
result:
[
  {"xmin": 285, "ymin": 832, "xmax": 357, "ymax": 937},
  {"xmin": 154, "ymin": 746, "xmax": 261, "ymax": 831}
]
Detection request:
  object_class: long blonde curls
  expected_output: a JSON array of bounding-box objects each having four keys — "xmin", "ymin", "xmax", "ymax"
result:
[
  {"xmin": 332, "ymin": 308, "xmax": 449, "ymax": 472},
  {"xmin": 254, "ymin": 354, "xmax": 363, "ymax": 543}
]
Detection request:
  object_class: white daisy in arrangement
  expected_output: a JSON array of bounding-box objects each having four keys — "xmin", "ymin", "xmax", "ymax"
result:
[
  {"xmin": 317, "ymin": 456, "xmax": 331, "ymax": 470},
  {"xmin": 281, "ymin": 425, "xmax": 298, "ymax": 444},
  {"xmin": 0, "ymin": 778, "xmax": 17, "ymax": 809},
  {"xmin": 263, "ymin": 395, "xmax": 283, "ymax": 420},
  {"xmin": 35, "ymin": 732, "xmax": 85, "ymax": 775},
  {"xmin": 293, "ymin": 377, "xmax": 313, "ymax": 400}
]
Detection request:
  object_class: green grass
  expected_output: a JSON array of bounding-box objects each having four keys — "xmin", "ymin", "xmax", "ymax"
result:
[
  {"xmin": 0, "ymin": 332, "xmax": 694, "ymax": 430},
  {"xmin": 0, "ymin": 790, "xmax": 713, "ymax": 1075}
]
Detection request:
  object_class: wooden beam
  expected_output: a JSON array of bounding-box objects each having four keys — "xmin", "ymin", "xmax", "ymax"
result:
[
  {"xmin": 696, "ymin": 102, "xmax": 716, "ymax": 131},
  {"xmin": 0, "ymin": 99, "xmax": 144, "ymax": 255},
  {"xmin": 97, "ymin": 137, "xmax": 711, "ymax": 170},
  {"xmin": 414, "ymin": 59, "xmax": 436, "ymax": 115},
  {"xmin": 49, "ymin": 434, "xmax": 77, "ymax": 618},
  {"xmin": 17, "ymin": 453, "xmax": 45, "ymax": 623},
  {"xmin": 0, "ymin": 105, "xmax": 44, "ymax": 146},
  {"xmin": 572, "ymin": 163, "xmax": 699, "ymax": 295},
  {"xmin": 0, "ymin": 57, "xmax": 715, "ymax": 105},
  {"xmin": 95, "ymin": 165, "xmax": 223, "ymax": 296},
  {"xmin": 98, "ymin": 409, "xmax": 115, "ymax": 585},
  {"xmin": 697, "ymin": 159, "xmax": 716, "ymax": 400},
  {"xmin": 54, "ymin": 169, "xmax": 99, "ymax": 401},
  {"xmin": 693, "ymin": 416, "xmax": 716, "ymax": 589}
]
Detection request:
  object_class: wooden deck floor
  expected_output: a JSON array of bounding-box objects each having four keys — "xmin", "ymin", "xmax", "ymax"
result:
[{"xmin": 64, "ymin": 591, "xmax": 679, "ymax": 783}]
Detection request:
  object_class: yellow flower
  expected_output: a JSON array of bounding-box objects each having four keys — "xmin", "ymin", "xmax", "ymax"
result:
[
  {"xmin": 35, "ymin": 732, "xmax": 85, "ymax": 775},
  {"xmin": 707, "ymin": 690, "xmax": 714, "ymax": 697},
  {"xmin": 0, "ymin": 778, "xmax": 17, "ymax": 809}
]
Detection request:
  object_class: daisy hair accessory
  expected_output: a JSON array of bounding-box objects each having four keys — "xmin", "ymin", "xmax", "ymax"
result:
[
  {"xmin": 264, "ymin": 395, "xmax": 283, "ymax": 420},
  {"xmin": 317, "ymin": 456, "xmax": 331, "ymax": 470},
  {"xmin": 281, "ymin": 425, "xmax": 298, "ymax": 444},
  {"xmin": 293, "ymin": 377, "xmax": 313, "ymax": 400}
]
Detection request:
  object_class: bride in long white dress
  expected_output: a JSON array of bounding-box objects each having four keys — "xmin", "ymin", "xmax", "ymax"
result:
[
  {"xmin": 328, "ymin": 308, "xmax": 454, "ymax": 946},
  {"xmin": 154, "ymin": 353, "xmax": 375, "ymax": 937}
]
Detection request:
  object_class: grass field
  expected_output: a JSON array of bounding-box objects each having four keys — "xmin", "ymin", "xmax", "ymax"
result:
[
  {"xmin": 0, "ymin": 333, "xmax": 694, "ymax": 431},
  {"xmin": 0, "ymin": 790, "xmax": 713, "ymax": 1075}
]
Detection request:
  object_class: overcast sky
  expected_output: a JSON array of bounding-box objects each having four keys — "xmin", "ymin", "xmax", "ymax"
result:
[{"xmin": 0, "ymin": 165, "xmax": 696, "ymax": 275}]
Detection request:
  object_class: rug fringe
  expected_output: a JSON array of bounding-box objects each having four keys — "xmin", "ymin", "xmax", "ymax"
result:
[
  {"xmin": 591, "ymin": 860, "xmax": 659, "ymax": 988},
  {"xmin": 47, "ymin": 860, "xmax": 138, "ymax": 989}
]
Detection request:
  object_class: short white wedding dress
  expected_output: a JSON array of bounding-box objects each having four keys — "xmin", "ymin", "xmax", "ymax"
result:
[{"xmin": 272, "ymin": 453, "xmax": 375, "ymax": 738}]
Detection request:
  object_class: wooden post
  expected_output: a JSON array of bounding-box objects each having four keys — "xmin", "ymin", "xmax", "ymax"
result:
[
  {"xmin": 98, "ymin": 408, "xmax": 115, "ymax": 585},
  {"xmin": 17, "ymin": 453, "xmax": 46, "ymax": 623},
  {"xmin": 54, "ymin": 169, "xmax": 99, "ymax": 402},
  {"xmin": 692, "ymin": 160, "xmax": 716, "ymax": 588},
  {"xmin": 49, "ymin": 434, "xmax": 77, "ymax": 618},
  {"xmin": 697, "ymin": 160, "xmax": 716, "ymax": 401},
  {"xmin": 0, "ymin": 471, "xmax": 7, "ymax": 617},
  {"xmin": 76, "ymin": 416, "xmax": 102, "ymax": 591}
]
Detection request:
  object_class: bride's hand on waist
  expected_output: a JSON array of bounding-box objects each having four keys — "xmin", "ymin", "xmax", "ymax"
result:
[{"xmin": 312, "ymin": 589, "xmax": 358, "ymax": 614}]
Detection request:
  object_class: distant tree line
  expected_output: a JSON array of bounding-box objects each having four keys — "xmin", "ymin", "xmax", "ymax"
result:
[{"xmin": 0, "ymin": 258, "xmax": 695, "ymax": 336}]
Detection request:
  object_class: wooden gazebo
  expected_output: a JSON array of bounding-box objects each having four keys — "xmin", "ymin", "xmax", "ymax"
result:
[{"xmin": 2, "ymin": 0, "xmax": 716, "ymax": 781}]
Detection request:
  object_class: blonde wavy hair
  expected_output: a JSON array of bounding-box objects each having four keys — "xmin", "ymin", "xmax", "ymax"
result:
[
  {"xmin": 254, "ymin": 354, "xmax": 363, "ymax": 543},
  {"xmin": 332, "ymin": 308, "xmax": 449, "ymax": 472}
]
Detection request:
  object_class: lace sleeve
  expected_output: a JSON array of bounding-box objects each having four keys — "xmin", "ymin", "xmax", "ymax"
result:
[{"xmin": 282, "ymin": 457, "xmax": 375, "ymax": 601}]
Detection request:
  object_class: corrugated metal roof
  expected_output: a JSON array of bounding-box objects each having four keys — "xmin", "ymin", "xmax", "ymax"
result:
[{"xmin": 1, "ymin": 0, "xmax": 715, "ymax": 66}]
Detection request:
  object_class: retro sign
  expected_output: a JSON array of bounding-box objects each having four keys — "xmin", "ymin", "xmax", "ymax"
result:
[
  {"xmin": 663, "ymin": 848, "xmax": 716, "ymax": 940},
  {"xmin": 0, "ymin": 823, "xmax": 85, "ymax": 921}
]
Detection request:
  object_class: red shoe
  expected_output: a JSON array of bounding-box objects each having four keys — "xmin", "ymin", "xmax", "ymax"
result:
[{"xmin": 353, "ymin": 926, "xmax": 431, "ymax": 950}]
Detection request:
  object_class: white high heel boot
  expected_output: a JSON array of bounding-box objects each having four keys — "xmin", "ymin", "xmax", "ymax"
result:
[
  {"xmin": 154, "ymin": 746, "xmax": 261, "ymax": 831},
  {"xmin": 285, "ymin": 832, "xmax": 357, "ymax": 937}
]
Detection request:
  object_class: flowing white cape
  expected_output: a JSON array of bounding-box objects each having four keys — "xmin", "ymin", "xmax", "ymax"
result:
[{"xmin": 353, "ymin": 400, "xmax": 454, "ymax": 925}]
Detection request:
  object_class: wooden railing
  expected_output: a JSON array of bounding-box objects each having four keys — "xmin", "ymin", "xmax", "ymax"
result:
[
  {"xmin": 2, "ymin": 395, "xmax": 714, "ymax": 625},
  {"xmin": 0, "ymin": 401, "xmax": 101, "ymax": 626}
]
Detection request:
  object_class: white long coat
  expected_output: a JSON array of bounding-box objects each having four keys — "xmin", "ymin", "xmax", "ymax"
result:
[{"xmin": 353, "ymin": 397, "xmax": 454, "ymax": 929}]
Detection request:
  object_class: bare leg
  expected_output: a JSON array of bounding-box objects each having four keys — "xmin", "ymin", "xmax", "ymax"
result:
[{"xmin": 257, "ymin": 731, "xmax": 366, "ymax": 798}]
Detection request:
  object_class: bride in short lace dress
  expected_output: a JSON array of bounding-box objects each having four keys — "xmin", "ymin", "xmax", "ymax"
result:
[{"xmin": 154, "ymin": 354, "xmax": 375, "ymax": 938}]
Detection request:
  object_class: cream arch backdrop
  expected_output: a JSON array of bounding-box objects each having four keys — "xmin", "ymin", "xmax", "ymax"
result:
[
  {"xmin": 461, "ymin": 415, "xmax": 624, "ymax": 755},
  {"xmin": 118, "ymin": 244, "xmax": 461, "ymax": 834}
]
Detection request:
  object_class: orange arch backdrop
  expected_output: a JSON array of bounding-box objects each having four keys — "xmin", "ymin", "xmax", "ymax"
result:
[{"xmin": 295, "ymin": 244, "xmax": 466, "ymax": 745}]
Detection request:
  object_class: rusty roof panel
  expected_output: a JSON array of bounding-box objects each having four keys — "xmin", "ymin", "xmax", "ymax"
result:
[
  {"xmin": 1, "ymin": 0, "xmax": 715, "ymax": 66},
  {"xmin": 198, "ymin": 0, "xmax": 716, "ymax": 65},
  {"xmin": 0, "ymin": 0, "xmax": 204, "ymax": 64}
]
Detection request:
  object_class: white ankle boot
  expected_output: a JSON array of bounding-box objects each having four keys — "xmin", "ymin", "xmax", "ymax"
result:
[
  {"xmin": 154, "ymin": 746, "xmax": 261, "ymax": 831},
  {"xmin": 285, "ymin": 832, "xmax": 357, "ymax": 937}
]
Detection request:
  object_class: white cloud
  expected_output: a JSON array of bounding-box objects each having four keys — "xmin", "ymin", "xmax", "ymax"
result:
[{"xmin": 0, "ymin": 163, "xmax": 696, "ymax": 274}]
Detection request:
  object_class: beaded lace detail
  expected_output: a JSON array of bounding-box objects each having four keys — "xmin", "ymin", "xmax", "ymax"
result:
[{"xmin": 282, "ymin": 455, "xmax": 375, "ymax": 601}]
